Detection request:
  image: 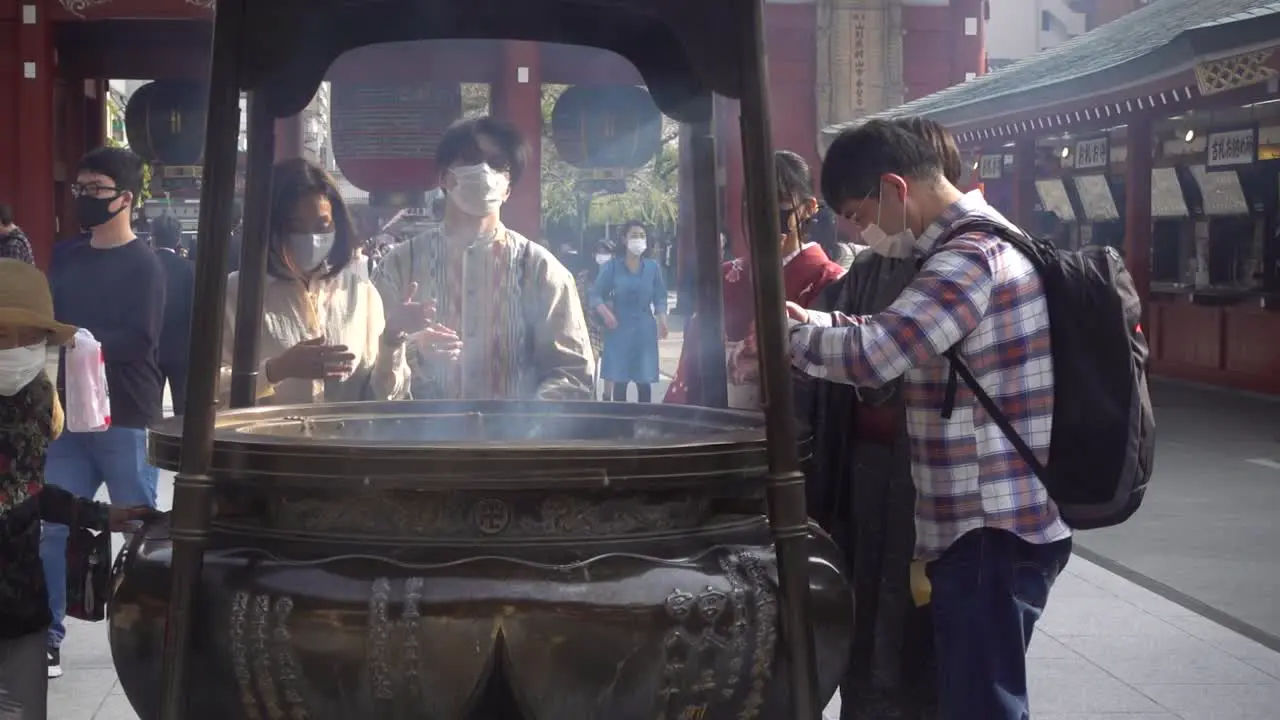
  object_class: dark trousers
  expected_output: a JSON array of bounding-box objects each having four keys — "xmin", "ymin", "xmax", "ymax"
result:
[
  {"xmin": 927, "ymin": 528, "xmax": 1072, "ymax": 720},
  {"xmin": 160, "ymin": 360, "xmax": 188, "ymax": 416}
]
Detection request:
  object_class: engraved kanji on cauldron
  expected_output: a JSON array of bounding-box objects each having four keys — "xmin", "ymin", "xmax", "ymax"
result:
[
  {"xmin": 229, "ymin": 590, "xmax": 318, "ymax": 720},
  {"xmin": 471, "ymin": 498, "xmax": 512, "ymax": 535}
]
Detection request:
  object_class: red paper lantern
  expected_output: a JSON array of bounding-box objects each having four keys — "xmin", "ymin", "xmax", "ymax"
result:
[{"xmin": 330, "ymin": 81, "xmax": 463, "ymax": 194}]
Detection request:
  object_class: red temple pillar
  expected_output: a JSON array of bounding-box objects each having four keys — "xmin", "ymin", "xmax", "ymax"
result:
[
  {"xmin": 1124, "ymin": 117, "xmax": 1153, "ymax": 325},
  {"xmin": 715, "ymin": 95, "xmax": 745, "ymax": 259},
  {"xmin": 1012, "ymin": 138, "xmax": 1037, "ymax": 229},
  {"xmin": 14, "ymin": 0, "xmax": 56, "ymax": 266},
  {"xmin": 491, "ymin": 40, "xmax": 542, "ymax": 243},
  {"xmin": 952, "ymin": 0, "xmax": 988, "ymax": 84}
]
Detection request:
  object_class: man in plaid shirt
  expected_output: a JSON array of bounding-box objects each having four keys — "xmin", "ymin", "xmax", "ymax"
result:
[{"xmin": 788, "ymin": 119, "xmax": 1073, "ymax": 720}]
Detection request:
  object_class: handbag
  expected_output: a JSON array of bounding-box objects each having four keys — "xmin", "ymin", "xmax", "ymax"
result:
[{"xmin": 66, "ymin": 524, "xmax": 112, "ymax": 622}]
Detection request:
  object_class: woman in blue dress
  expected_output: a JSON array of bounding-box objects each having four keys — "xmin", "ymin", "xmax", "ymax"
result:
[{"xmin": 590, "ymin": 221, "xmax": 668, "ymax": 402}]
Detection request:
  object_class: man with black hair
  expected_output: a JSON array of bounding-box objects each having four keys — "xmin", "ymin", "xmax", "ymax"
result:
[
  {"xmin": 0, "ymin": 204, "xmax": 34, "ymax": 265},
  {"xmin": 789, "ymin": 118, "xmax": 1072, "ymax": 720},
  {"xmin": 372, "ymin": 116, "xmax": 592, "ymax": 401},
  {"xmin": 152, "ymin": 214, "xmax": 194, "ymax": 415},
  {"xmin": 40, "ymin": 146, "xmax": 164, "ymax": 679}
]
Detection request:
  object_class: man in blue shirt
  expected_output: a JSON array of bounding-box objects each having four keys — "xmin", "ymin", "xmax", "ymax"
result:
[{"xmin": 40, "ymin": 147, "xmax": 165, "ymax": 680}]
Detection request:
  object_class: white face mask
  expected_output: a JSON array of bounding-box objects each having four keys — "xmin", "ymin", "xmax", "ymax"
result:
[
  {"xmin": 626, "ymin": 237, "xmax": 647, "ymax": 256},
  {"xmin": 595, "ymin": 253, "xmax": 611, "ymax": 266},
  {"xmin": 862, "ymin": 187, "xmax": 916, "ymax": 259},
  {"xmin": 448, "ymin": 163, "xmax": 510, "ymax": 217},
  {"xmin": 288, "ymin": 232, "xmax": 336, "ymax": 271},
  {"xmin": 0, "ymin": 342, "xmax": 47, "ymax": 396}
]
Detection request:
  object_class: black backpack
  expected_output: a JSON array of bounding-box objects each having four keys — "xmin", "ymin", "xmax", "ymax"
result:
[{"xmin": 930, "ymin": 220, "xmax": 1155, "ymax": 530}]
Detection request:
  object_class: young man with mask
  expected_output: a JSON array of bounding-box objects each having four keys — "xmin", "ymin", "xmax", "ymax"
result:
[
  {"xmin": 40, "ymin": 146, "xmax": 164, "ymax": 679},
  {"xmin": 787, "ymin": 118, "xmax": 1072, "ymax": 720},
  {"xmin": 372, "ymin": 116, "xmax": 593, "ymax": 401}
]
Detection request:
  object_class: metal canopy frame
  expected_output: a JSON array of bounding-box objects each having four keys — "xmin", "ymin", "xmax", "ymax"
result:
[{"xmin": 164, "ymin": 1, "xmax": 819, "ymax": 718}]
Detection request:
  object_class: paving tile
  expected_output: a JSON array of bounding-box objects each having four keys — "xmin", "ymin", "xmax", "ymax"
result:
[
  {"xmin": 1028, "ymin": 632, "xmax": 1079, "ymax": 659},
  {"xmin": 1064, "ymin": 560, "xmax": 1199, "ymax": 620},
  {"xmin": 59, "ymin": 619, "xmax": 116, "ymax": 670},
  {"xmin": 90, "ymin": 693, "xmax": 139, "ymax": 720},
  {"xmin": 47, "ymin": 668, "xmax": 116, "ymax": 719},
  {"xmin": 1037, "ymin": 715, "xmax": 1182, "ymax": 719},
  {"xmin": 1137, "ymin": 683, "xmax": 1280, "ymax": 720},
  {"xmin": 1057, "ymin": 627, "xmax": 1277, "ymax": 686},
  {"xmin": 1029, "ymin": 656, "xmax": 1167, "ymax": 715},
  {"xmin": 1039, "ymin": 596, "xmax": 1180, "ymax": 639},
  {"xmin": 1163, "ymin": 614, "xmax": 1280, "ymax": 681}
]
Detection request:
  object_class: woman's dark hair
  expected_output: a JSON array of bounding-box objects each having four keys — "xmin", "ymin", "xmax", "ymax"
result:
[
  {"xmin": 152, "ymin": 215, "xmax": 184, "ymax": 250},
  {"xmin": 436, "ymin": 116, "xmax": 530, "ymax": 186},
  {"xmin": 775, "ymin": 150, "xmax": 820, "ymax": 243},
  {"xmin": 266, "ymin": 158, "xmax": 357, "ymax": 280},
  {"xmin": 775, "ymin": 150, "xmax": 815, "ymax": 206},
  {"xmin": 618, "ymin": 220, "xmax": 647, "ymax": 254}
]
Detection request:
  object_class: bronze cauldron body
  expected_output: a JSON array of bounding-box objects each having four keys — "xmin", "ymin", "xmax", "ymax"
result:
[{"xmin": 113, "ymin": 401, "xmax": 853, "ymax": 719}]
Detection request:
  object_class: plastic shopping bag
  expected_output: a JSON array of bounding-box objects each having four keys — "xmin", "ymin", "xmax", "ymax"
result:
[{"xmin": 65, "ymin": 328, "xmax": 111, "ymax": 433}]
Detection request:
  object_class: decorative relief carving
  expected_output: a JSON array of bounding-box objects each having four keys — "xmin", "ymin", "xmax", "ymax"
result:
[
  {"xmin": 738, "ymin": 552, "xmax": 777, "ymax": 720},
  {"xmin": 656, "ymin": 550, "xmax": 773, "ymax": 717},
  {"xmin": 58, "ymin": 0, "xmax": 114, "ymax": 18},
  {"xmin": 269, "ymin": 491, "xmax": 709, "ymax": 538},
  {"xmin": 186, "ymin": 0, "xmax": 217, "ymax": 8},
  {"xmin": 368, "ymin": 578, "xmax": 394, "ymax": 700},
  {"xmin": 229, "ymin": 592, "xmax": 263, "ymax": 720},
  {"xmin": 218, "ymin": 549, "xmax": 780, "ymax": 718},
  {"xmin": 1196, "ymin": 49, "xmax": 1278, "ymax": 97}
]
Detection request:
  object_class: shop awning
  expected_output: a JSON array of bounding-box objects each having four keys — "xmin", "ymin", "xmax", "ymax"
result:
[{"xmin": 820, "ymin": 0, "xmax": 1280, "ymax": 150}]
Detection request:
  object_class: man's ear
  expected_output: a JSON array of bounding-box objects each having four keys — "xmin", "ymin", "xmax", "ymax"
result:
[{"xmin": 882, "ymin": 174, "xmax": 909, "ymax": 203}]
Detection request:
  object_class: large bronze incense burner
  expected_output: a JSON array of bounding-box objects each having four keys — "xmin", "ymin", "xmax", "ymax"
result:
[
  {"xmin": 130, "ymin": 1, "xmax": 843, "ymax": 718},
  {"xmin": 112, "ymin": 402, "xmax": 852, "ymax": 718}
]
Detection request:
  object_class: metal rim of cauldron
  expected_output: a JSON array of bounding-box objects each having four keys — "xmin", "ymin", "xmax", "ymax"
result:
[{"xmin": 148, "ymin": 400, "xmax": 811, "ymax": 492}]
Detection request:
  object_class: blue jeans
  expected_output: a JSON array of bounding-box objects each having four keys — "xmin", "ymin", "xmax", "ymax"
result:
[
  {"xmin": 40, "ymin": 428, "xmax": 158, "ymax": 648},
  {"xmin": 927, "ymin": 528, "xmax": 1072, "ymax": 720}
]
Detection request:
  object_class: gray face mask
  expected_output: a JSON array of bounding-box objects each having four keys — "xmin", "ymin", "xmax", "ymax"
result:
[{"xmin": 288, "ymin": 232, "xmax": 336, "ymax": 271}]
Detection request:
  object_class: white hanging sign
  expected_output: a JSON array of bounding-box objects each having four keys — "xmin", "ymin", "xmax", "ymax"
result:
[
  {"xmin": 1073, "ymin": 137, "xmax": 1110, "ymax": 170},
  {"xmin": 1206, "ymin": 128, "xmax": 1257, "ymax": 168},
  {"xmin": 978, "ymin": 155, "xmax": 1004, "ymax": 180}
]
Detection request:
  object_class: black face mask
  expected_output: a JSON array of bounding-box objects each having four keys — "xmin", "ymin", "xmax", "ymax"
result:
[{"xmin": 76, "ymin": 194, "xmax": 126, "ymax": 230}]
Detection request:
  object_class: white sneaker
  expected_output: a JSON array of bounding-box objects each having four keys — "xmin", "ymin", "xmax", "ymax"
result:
[{"xmin": 47, "ymin": 648, "xmax": 62, "ymax": 679}]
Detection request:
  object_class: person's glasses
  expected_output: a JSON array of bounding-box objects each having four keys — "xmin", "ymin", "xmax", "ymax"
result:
[{"xmin": 71, "ymin": 183, "xmax": 123, "ymax": 199}]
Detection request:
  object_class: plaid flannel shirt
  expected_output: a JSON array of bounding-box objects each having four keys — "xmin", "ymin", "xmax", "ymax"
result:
[{"xmin": 788, "ymin": 191, "xmax": 1071, "ymax": 560}]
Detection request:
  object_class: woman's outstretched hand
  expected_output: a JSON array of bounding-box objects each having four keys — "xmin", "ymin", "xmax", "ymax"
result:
[{"xmin": 785, "ymin": 302, "xmax": 810, "ymax": 324}]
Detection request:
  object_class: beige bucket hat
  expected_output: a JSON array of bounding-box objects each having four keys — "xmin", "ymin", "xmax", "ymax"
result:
[{"xmin": 0, "ymin": 258, "xmax": 78, "ymax": 345}]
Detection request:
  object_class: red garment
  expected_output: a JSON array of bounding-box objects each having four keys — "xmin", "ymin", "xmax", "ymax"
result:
[{"xmin": 665, "ymin": 244, "xmax": 845, "ymax": 404}]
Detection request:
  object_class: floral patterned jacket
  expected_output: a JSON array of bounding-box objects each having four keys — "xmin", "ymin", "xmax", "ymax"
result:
[{"xmin": 0, "ymin": 374, "xmax": 108, "ymax": 640}]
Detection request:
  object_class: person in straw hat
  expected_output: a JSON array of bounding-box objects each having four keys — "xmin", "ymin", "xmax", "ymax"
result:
[{"xmin": 0, "ymin": 259, "xmax": 156, "ymax": 718}]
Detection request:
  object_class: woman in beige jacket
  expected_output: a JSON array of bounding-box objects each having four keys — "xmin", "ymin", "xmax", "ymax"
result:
[{"xmin": 220, "ymin": 159, "xmax": 427, "ymax": 406}]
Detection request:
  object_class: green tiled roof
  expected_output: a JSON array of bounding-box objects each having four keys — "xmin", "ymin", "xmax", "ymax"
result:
[{"xmin": 826, "ymin": 0, "xmax": 1280, "ymax": 133}]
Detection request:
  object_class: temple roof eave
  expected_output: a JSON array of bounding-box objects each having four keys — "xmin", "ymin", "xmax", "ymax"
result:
[{"xmin": 819, "ymin": 0, "xmax": 1280, "ymax": 150}]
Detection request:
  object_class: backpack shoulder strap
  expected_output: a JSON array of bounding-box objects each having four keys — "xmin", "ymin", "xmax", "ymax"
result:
[{"xmin": 944, "ymin": 349, "xmax": 1049, "ymax": 482}]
